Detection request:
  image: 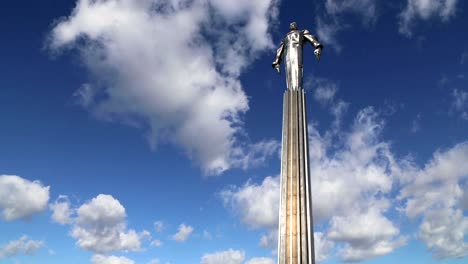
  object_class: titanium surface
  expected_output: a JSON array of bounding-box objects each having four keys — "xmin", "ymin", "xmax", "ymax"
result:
[
  {"xmin": 278, "ymin": 89, "xmax": 315, "ymax": 264},
  {"xmin": 272, "ymin": 22, "xmax": 323, "ymax": 91}
]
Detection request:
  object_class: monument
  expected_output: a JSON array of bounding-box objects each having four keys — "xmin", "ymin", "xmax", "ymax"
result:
[{"xmin": 272, "ymin": 22, "xmax": 323, "ymax": 264}]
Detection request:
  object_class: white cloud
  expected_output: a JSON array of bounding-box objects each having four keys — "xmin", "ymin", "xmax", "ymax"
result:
[
  {"xmin": 200, "ymin": 249, "xmax": 244, "ymax": 264},
  {"xmin": 231, "ymin": 140, "xmax": 281, "ymax": 171},
  {"xmin": 398, "ymin": 142, "xmax": 468, "ymax": 258},
  {"xmin": 259, "ymin": 230, "xmax": 277, "ymax": 248},
  {"xmin": 399, "ymin": 0, "xmax": 459, "ymax": 36},
  {"xmin": 451, "ymin": 89, "xmax": 468, "ymax": 120},
  {"xmin": 48, "ymin": 0, "xmax": 279, "ymax": 175},
  {"xmin": 315, "ymin": 17, "xmax": 342, "ymax": 52},
  {"xmin": 419, "ymin": 208, "xmax": 468, "ymax": 259},
  {"xmin": 49, "ymin": 195, "xmax": 73, "ymax": 225},
  {"xmin": 313, "ymin": 79, "xmax": 338, "ymax": 105},
  {"xmin": 154, "ymin": 221, "xmax": 164, "ymax": 233},
  {"xmin": 0, "ymin": 235, "xmax": 44, "ymax": 259},
  {"xmin": 244, "ymin": 257, "xmax": 275, "ymax": 264},
  {"xmin": 221, "ymin": 176, "xmax": 279, "ymax": 230},
  {"xmin": 314, "ymin": 232, "xmax": 334, "ymax": 262},
  {"xmin": 71, "ymin": 194, "xmax": 142, "ymax": 253},
  {"xmin": 308, "ymin": 107, "xmax": 409, "ymax": 261},
  {"xmin": 0, "ymin": 175, "xmax": 50, "ymax": 221},
  {"xmin": 328, "ymin": 209, "xmax": 408, "ymax": 262},
  {"xmin": 172, "ymin": 223, "xmax": 194, "ymax": 242},
  {"xmin": 91, "ymin": 254, "xmax": 135, "ymax": 264},
  {"xmin": 311, "ymin": 77, "xmax": 349, "ymax": 129}
]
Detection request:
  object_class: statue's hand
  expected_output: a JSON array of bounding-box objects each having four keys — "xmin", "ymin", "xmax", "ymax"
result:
[
  {"xmin": 272, "ymin": 62, "xmax": 280, "ymax": 73},
  {"xmin": 314, "ymin": 48, "xmax": 322, "ymax": 61}
]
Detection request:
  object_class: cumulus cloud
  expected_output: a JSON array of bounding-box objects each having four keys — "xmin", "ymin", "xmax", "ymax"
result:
[
  {"xmin": 419, "ymin": 208, "xmax": 468, "ymax": 259},
  {"xmin": 221, "ymin": 176, "xmax": 279, "ymax": 230},
  {"xmin": 91, "ymin": 254, "xmax": 135, "ymax": 264},
  {"xmin": 328, "ymin": 209, "xmax": 408, "ymax": 262},
  {"xmin": 398, "ymin": 142, "xmax": 468, "ymax": 258},
  {"xmin": 48, "ymin": 0, "xmax": 279, "ymax": 175},
  {"xmin": 0, "ymin": 175, "xmax": 50, "ymax": 221},
  {"xmin": 71, "ymin": 194, "xmax": 143, "ymax": 253},
  {"xmin": 0, "ymin": 235, "xmax": 44, "ymax": 259},
  {"xmin": 399, "ymin": 0, "xmax": 459, "ymax": 36},
  {"xmin": 172, "ymin": 223, "xmax": 194, "ymax": 242},
  {"xmin": 49, "ymin": 195, "xmax": 74, "ymax": 225},
  {"xmin": 244, "ymin": 257, "xmax": 275, "ymax": 264},
  {"xmin": 200, "ymin": 249, "xmax": 244, "ymax": 264}
]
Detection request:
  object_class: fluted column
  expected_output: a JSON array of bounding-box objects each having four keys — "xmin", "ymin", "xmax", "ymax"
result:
[{"xmin": 278, "ymin": 89, "xmax": 315, "ymax": 264}]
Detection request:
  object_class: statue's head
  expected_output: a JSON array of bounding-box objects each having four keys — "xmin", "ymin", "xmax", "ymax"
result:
[{"xmin": 290, "ymin": 22, "xmax": 298, "ymax": 30}]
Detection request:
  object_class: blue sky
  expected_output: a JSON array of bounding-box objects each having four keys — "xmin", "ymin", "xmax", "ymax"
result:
[{"xmin": 0, "ymin": 0, "xmax": 467, "ymax": 264}]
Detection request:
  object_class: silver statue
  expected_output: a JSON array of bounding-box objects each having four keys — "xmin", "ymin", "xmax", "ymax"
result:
[{"xmin": 272, "ymin": 22, "xmax": 323, "ymax": 90}]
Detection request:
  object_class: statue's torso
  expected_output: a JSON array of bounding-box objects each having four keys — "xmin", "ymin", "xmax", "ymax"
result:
[{"xmin": 284, "ymin": 30, "xmax": 304, "ymax": 66}]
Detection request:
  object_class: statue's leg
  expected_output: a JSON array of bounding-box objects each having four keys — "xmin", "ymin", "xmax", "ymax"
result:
[
  {"xmin": 290, "ymin": 63, "xmax": 300, "ymax": 90},
  {"xmin": 286, "ymin": 61, "xmax": 292, "ymax": 90}
]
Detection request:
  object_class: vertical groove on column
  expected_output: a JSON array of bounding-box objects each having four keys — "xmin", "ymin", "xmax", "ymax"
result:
[
  {"xmin": 292, "ymin": 90, "xmax": 299, "ymax": 263},
  {"xmin": 298, "ymin": 92, "xmax": 308, "ymax": 263},
  {"xmin": 279, "ymin": 91, "xmax": 289, "ymax": 264},
  {"xmin": 302, "ymin": 90, "xmax": 315, "ymax": 264}
]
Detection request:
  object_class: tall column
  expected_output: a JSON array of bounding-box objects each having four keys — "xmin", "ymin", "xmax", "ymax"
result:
[{"xmin": 278, "ymin": 89, "xmax": 315, "ymax": 264}]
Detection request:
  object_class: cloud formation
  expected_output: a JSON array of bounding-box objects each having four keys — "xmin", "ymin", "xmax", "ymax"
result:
[
  {"xmin": 49, "ymin": 195, "xmax": 74, "ymax": 225},
  {"xmin": 48, "ymin": 0, "xmax": 279, "ymax": 175},
  {"xmin": 0, "ymin": 175, "xmax": 50, "ymax": 221},
  {"xmin": 0, "ymin": 235, "xmax": 44, "ymax": 259},
  {"xmin": 398, "ymin": 142, "xmax": 468, "ymax": 259},
  {"xmin": 399, "ymin": 0, "xmax": 459, "ymax": 36},
  {"xmin": 200, "ymin": 249, "xmax": 245, "ymax": 264},
  {"xmin": 71, "ymin": 194, "xmax": 143, "ymax": 253},
  {"xmin": 244, "ymin": 257, "xmax": 275, "ymax": 264},
  {"xmin": 221, "ymin": 176, "xmax": 279, "ymax": 230},
  {"xmin": 316, "ymin": 0, "xmax": 460, "ymax": 49},
  {"xmin": 91, "ymin": 254, "xmax": 135, "ymax": 264},
  {"xmin": 172, "ymin": 223, "xmax": 194, "ymax": 242}
]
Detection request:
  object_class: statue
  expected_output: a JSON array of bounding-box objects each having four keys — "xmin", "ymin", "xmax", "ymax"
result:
[{"xmin": 272, "ymin": 22, "xmax": 323, "ymax": 91}]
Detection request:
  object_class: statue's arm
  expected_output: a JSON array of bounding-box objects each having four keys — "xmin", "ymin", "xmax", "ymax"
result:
[
  {"xmin": 303, "ymin": 30, "xmax": 323, "ymax": 60},
  {"xmin": 272, "ymin": 39, "xmax": 285, "ymax": 72}
]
